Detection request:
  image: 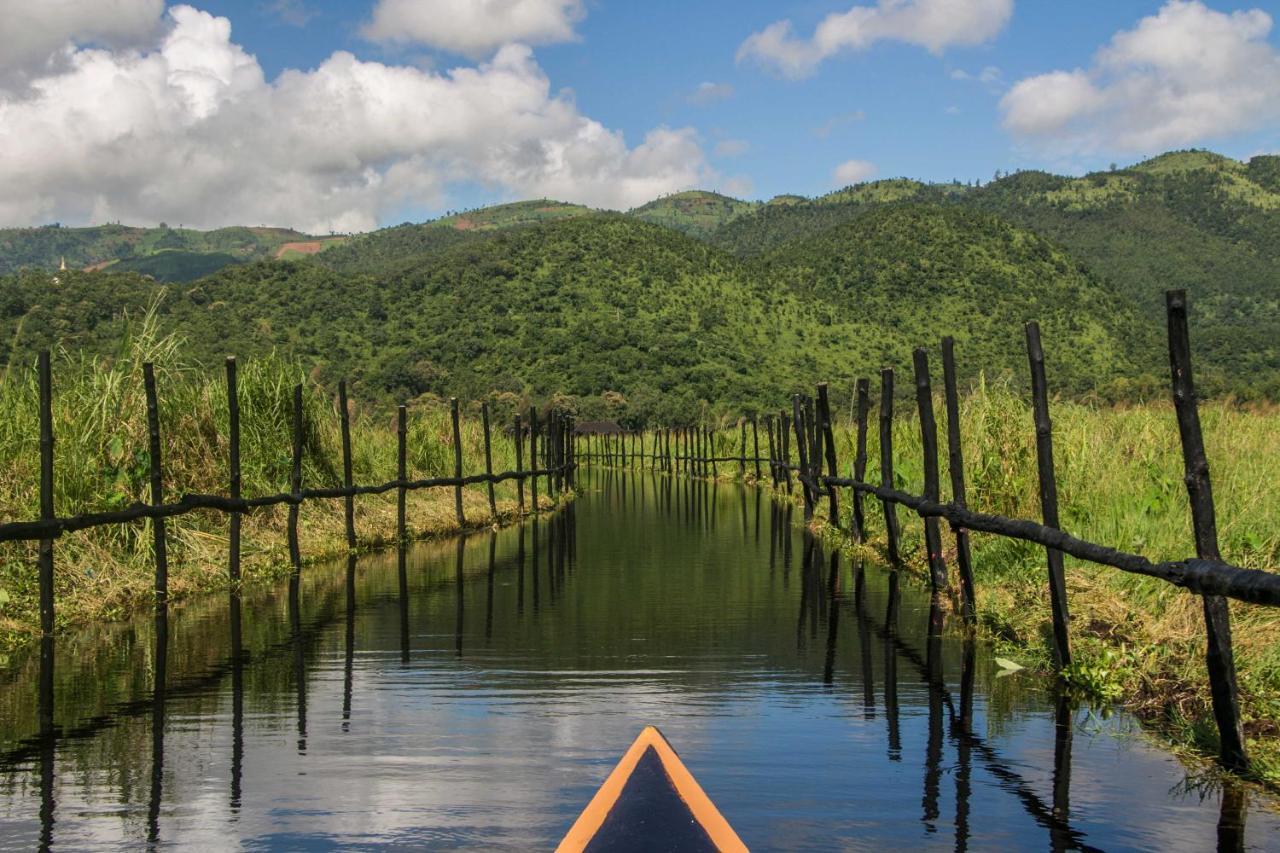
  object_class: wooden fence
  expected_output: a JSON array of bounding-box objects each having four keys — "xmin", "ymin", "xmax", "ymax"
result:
[
  {"xmin": 0, "ymin": 356, "xmax": 577, "ymax": 635},
  {"xmin": 577, "ymin": 290, "xmax": 1280, "ymax": 776}
]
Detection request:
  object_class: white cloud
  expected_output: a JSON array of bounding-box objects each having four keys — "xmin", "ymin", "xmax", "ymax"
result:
[
  {"xmin": 267, "ymin": 0, "xmax": 314, "ymax": 28},
  {"xmin": 686, "ymin": 81, "xmax": 734, "ymax": 106},
  {"xmin": 714, "ymin": 139, "xmax": 749, "ymax": 158},
  {"xmin": 0, "ymin": 5, "xmax": 711, "ymax": 232},
  {"xmin": 950, "ymin": 64, "xmax": 1001, "ymax": 84},
  {"xmin": 1001, "ymin": 1, "xmax": 1280, "ymax": 154},
  {"xmin": 0, "ymin": 0, "xmax": 164, "ymax": 88},
  {"xmin": 833, "ymin": 159, "xmax": 877, "ymax": 185},
  {"xmin": 363, "ymin": 0, "xmax": 585, "ymax": 58},
  {"xmin": 737, "ymin": 0, "xmax": 1014, "ymax": 79}
]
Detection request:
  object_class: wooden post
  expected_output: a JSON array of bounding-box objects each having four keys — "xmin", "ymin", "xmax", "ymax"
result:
[
  {"xmin": 1025, "ymin": 322, "xmax": 1071, "ymax": 669},
  {"xmin": 528, "ymin": 407, "xmax": 539, "ymax": 512},
  {"xmin": 816, "ymin": 383, "xmax": 840, "ymax": 527},
  {"xmin": 709, "ymin": 427, "xmax": 718, "ymax": 478},
  {"xmin": 37, "ymin": 351, "xmax": 55, "ymax": 636},
  {"xmin": 143, "ymin": 363, "xmax": 168, "ymax": 603},
  {"xmin": 913, "ymin": 349, "xmax": 949, "ymax": 596},
  {"xmin": 514, "ymin": 414, "xmax": 526, "ymax": 513},
  {"xmin": 1166, "ymin": 289, "xmax": 1247, "ymax": 771},
  {"xmin": 751, "ymin": 416, "xmax": 762, "ymax": 482},
  {"xmin": 739, "ymin": 419, "xmax": 747, "ymax": 479},
  {"xmin": 397, "ymin": 405, "xmax": 408, "ymax": 541},
  {"xmin": 852, "ymin": 378, "xmax": 870, "ymax": 542},
  {"xmin": 449, "ymin": 397, "xmax": 465, "ymax": 527},
  {"xmin": 481, "ymin": 402, "xmax": 497, "ymax": 519},
  {"xmin": 879, "ymin": 369, "xmax": 902, "ymax": 565},
  {"xmin": 288, "ymin": 384, "xmax": 303, "ymax": 571},
  {"xmin": 941, "ymin": 338, "xmax": 977, "ymax": 622},
  {"xmin": 780, "ymin": 409, "xmax": 793, "ymax": 494},
  {"xmin": 764, "ymin": 415, "xmax": 778, "ymax": 487},
  {"xmin": 792, "ymin": 395, "xmax": 814, "ymax": 520},
  {"xmin": 228, "ymin": 358, "xmax": 243, "ymax": 578},
  {"xmin": 338, "ymin": 379, "xmax": 357, "ymax": 550}
]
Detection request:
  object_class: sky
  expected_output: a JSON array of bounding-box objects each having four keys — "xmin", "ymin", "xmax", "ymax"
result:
[{"xmin": 1, "ymin": 0, "xmax": 1278, "ymax": 233}]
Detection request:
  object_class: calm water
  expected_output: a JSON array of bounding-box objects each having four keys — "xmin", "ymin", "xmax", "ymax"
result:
[{"xmin": 1, "ymin": 470, "xmax": 1277, "ymax": 850}]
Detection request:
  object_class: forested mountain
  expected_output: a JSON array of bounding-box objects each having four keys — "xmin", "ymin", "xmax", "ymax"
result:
[{"xmin": 0, "ymin": 149, "xmax": 1275, "ymax": 418}]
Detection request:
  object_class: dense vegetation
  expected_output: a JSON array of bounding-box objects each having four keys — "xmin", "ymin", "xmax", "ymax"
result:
[{"xmin": 1, "ymin": 149, "xmax": 1277, "ymax": 415}]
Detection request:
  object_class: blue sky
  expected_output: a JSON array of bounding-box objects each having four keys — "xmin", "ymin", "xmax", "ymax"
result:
[{"xmin": 2, "ymin": 1, "xmax": 1279, "ymax": 230}]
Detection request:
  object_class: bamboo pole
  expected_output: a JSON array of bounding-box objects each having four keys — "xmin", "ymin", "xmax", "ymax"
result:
[
  {"xmin": 289, "ymin": 385, "xmax": 303, "ymax": 571},
  {"xmin": 397, "ymin": 405, "xmax": 408, "ymax": 541},
  {"xmin": 338, "ymin": 379, "xmax": 356, "ymax": 550}
]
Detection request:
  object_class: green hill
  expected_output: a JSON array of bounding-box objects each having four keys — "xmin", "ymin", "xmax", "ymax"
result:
[
  {"xmin": 436, "ymin": 199, "xmax": 596, "ymax": 231},
  {"xmin": 628, "ymin": 190, "xmax": 759, "ymax": 238},
  {"xmin": 0, "ymin": 223, "xmax": 340, "ymax": 280}
]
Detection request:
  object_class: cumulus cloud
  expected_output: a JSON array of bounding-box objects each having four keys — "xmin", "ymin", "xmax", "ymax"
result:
[
  {"xmin": 833, "ymin": 159, "xmax": 877, "ymax": 185},
  {"xmin": 1001, "ymin": 1, "xmax": 1280, "ymax": 154},
  {"xmin": 363, "ymin": 0, "xmax": 585, "ymax": 58},
  {"xmin": 737, "ymin": 0, "xmax": 1014, "ymax": 79},
  {"xmin": 0, "ymin": 0, "xmax": 164, "ymax": 88},
  {"xmin": 686, "ymin": 81, "xmax": 734, "ymax": 106},
  {"xmin": 0, "ymin": 4, "xmax": 711, "ymax": 232}
]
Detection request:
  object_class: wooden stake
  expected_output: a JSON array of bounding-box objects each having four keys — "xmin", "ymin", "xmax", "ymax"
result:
[
  {"xmin": 37, "ymin": 351, "xmax": 55, "ymax": 636},
  {"xmin": 1166, "ymin": 289, "xmax": 1247, "ymax": 771},
  {"xmin": 1025, "ymin": 322, "xmax": 1071, "ymax": 669},
  {"xmin": 528, "ymin": 407, "xmax": 539, "ymax": 512},
  {"xmin": 397, "ymin": 405, "xmax": 408, "ymax": 541},
  {"xmin": 228, "ymin": 358, "xmax": 243, "ymax": 577},
  {"xmin": 879, "ymin": 369, "xmax": 902, "ymax": 565},
  {"xmin": 852, "ymin": 378, "xmax": 870, "ymax": 542},
  {"xmin": 481, "ymin": 402, "xmax": 497, "ymax": 519},
  {"xmin": 793, "ymin": 395, "xmax": 814, "ymax": 520},
  {"xmin": 338, "ymin": 379, "xmax": 357, "ymax": 550},
  {"xmin": 913, "ymin": 349, "xmax": 949, "ymax": 595},
  {"xmin": 816, "ymin": 383, "xmax": 840, "ymax": 527},
  {"xmin": 942, "ymin": 338, "xmax": 977, "ymax": 622},
  {"xmin": 289, "ymin": 384, "xmax": 303, "ymax": 571},
  {"xmin": 514, "ymin": 414, "xmax": 525, "ymax": 513},
  {"xmin": 450, "ymin": 397, "xmax": 465, "ymax": 527},
  {"xmin": 751, "ymin": 416, "xmax": 761, "ymax": 481},
  {"xmin": 143, "ymin": 363, "xmax": 168, "ymax": 603}
]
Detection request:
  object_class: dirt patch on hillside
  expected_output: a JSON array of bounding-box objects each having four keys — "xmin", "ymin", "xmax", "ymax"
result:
[{"xmin": 275, "ymin": 241, "xmax": 324, "ymax": 258}]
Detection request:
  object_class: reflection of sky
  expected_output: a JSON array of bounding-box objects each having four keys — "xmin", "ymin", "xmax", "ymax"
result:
[{"xmin": 2, "ymin": 476, "xmax": 1279, "ymax": 850}]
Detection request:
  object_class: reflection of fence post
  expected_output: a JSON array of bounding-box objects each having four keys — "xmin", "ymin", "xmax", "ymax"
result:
[
  {"xmin": 913, "ymin": 349, "xmax": 949, "ymax": 596},
  {"xmin": 879, "ymin": 369, "xmax": 901, "ymax": 565},
  {"xmin": 941, "ymin": 338, "xmax": 977, "ymax": 622},
  {"xmin": 143, "ymin": 363, "xmax": 168, "ymax": 603},
  {"xmin": 1166, "ymin": 289, "xmax": 1247, "ymax": 772},
  {"xmin": 37, "ymin": 352, "xmax": 55, "ymax": 636},
  {"xmin": 1025, "ymin": 322, "xmax": 1071, "ymax": 669}
]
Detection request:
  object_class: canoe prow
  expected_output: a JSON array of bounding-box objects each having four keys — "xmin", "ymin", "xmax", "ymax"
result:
[{"xmin": 557, "ymin": 725, "xmax": 748, "ymax": 852}]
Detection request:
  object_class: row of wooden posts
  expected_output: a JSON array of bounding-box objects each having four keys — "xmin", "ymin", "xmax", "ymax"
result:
[
  {"xmin": 577, "ymin": 290, "xmax": 1280, "ymax": 776},
  {"xmin": 8, "ymin": 357, "xmax": 577, "ymax": 640}
]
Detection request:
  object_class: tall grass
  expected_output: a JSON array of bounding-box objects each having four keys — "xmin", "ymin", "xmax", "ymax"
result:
[{"xmin": 0, "ymin": 311, "xmax": 548, "ymax": 652}]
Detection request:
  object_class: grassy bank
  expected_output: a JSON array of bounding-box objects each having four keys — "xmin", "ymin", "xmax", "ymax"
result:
[
  {"xmin": 0, "ymin": 315, "xmax": 565, "ymax": 656},
  {"xmin": 699, "ymin": 379, "xmax": 1280, "ymax": 789}
]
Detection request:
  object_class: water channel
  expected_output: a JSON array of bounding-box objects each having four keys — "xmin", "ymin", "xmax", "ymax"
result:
[{"xmin": 1, "ymin": 470, "xmax": 1276, "ymax": 850}]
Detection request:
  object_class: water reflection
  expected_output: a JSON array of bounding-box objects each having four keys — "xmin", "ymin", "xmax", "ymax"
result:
[{"xmin": 0, "ymin": 471, "xmax": 1274, "ymax": 851}]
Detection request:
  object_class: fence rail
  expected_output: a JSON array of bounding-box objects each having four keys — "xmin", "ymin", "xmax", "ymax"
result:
[{"xmin": 577, "ymin": 290, "xmax": 1274, "ymax": 776}]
